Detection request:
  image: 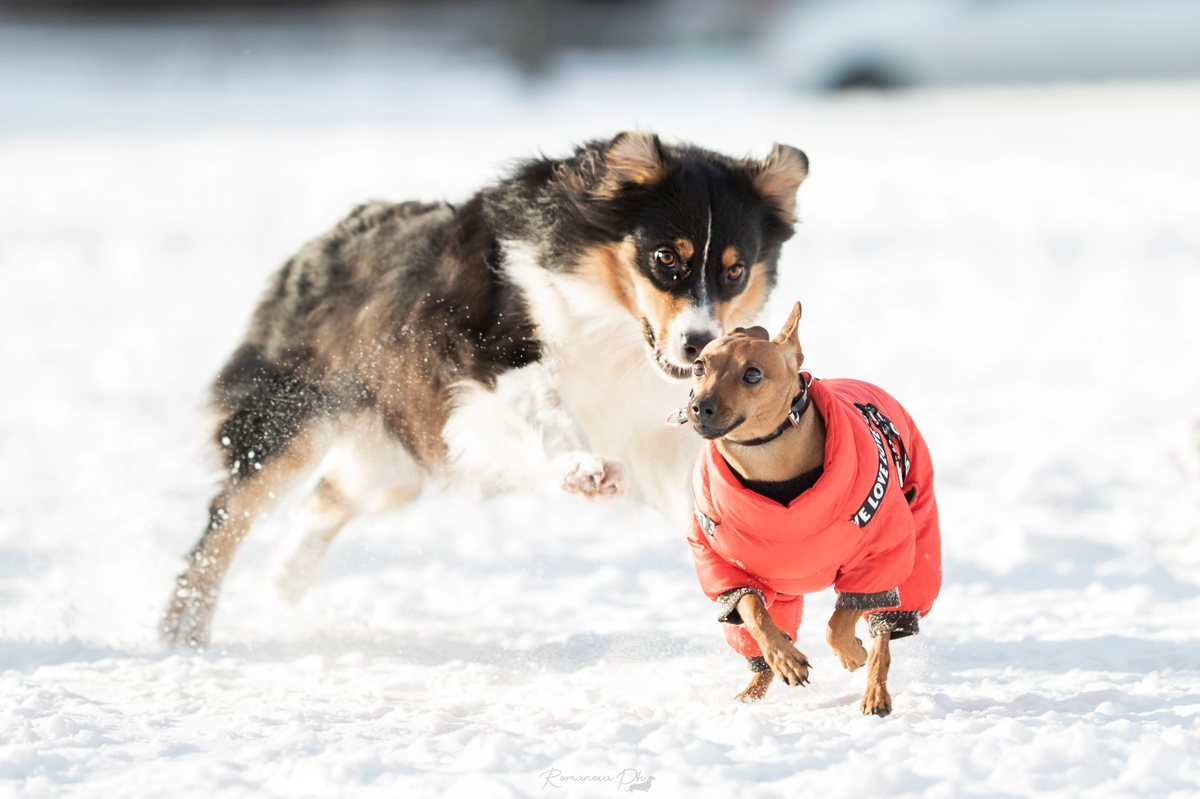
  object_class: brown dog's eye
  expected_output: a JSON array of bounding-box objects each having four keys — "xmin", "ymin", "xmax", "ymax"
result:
[
  {"xmin": 726, "ymin": 263, "xmax": 745, "ymax": 281},
  {"xmin": 692, "ymin": 360, "xmax": 705, "ymax": 377},
  {"xmin": 742, "ymin": 367, "xmax": 762, "ymax": 385}
]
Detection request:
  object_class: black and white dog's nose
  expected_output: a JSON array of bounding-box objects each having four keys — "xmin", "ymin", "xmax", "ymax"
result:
[
  {"xmin": 681, "ymin": 332, "xmax": 714, "ymax": 360},
  {"xmin": 692, "ymin": 398, "xmax": 718, "ymax": 421}
]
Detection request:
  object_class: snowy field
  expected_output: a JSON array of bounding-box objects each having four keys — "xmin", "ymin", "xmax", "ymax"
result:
[{"xmin": 3, "ymin": 72, "xmax": 1200, "ymax": 797}]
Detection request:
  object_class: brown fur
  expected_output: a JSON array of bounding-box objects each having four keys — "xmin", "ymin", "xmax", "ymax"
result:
[
  {"xmin": 629, "ymin": 271, "xmax": 693, "ymax": 360},
  {"xmin": 675, "ymin": 238, "xmax": 696, "ymax": 262},
  {"xmin": 596, "ymin": 131, "xmax": 668, "ymax": 196},
  {"xmin": 574, "ymin": 240, "xmax": 639, "ymax": 317},
  {"xmin": 165, "ymin": 423, "xmax": 332, "ymax": 647},
  {"xmin": 714, "ymin": 262, "xmax": 771, "ymax": 332},
  {"xmin": 162, "ymin": 133, "xmax": 808, "ymax": 651},
  {"xmin": 861, "ymin": 633, "xmax": 893, "ymax": 717},
  {"xmin": 750, "ymin": 144, "xmax": 809, "ymax": 225},
  {"xmin": 736, "ymin": 591, "xmax": 810, "ymax": 690},
  {"xmin": 736, "ymin": 670, "xmax": 774, "ymax": 702},
  {"xmin": 574, "ymin": 239, "xmax": 702, "ymax": 368},
  {"xmin": 693, "ymin": 303, "xmax": 893, "ymax": 714}
]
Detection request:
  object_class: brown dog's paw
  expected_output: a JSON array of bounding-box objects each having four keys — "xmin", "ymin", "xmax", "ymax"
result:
[
  {"xmin": 762, "ymin": 640, "xmax": 810, "ymax": 687},
  {"xmin": 736, "ymin": 671, "xmax": 774, "ymax": 703},
  {"xmin": 860, "ymin": 684, "xmax": 892, "ymax": 717},
  {"xmin": 560, "ymin": 455, "xmax": 627, "ymax": 499},
  {"xmin": 830, "ymin": 636, "xmax": 868, "ymax": 673}
]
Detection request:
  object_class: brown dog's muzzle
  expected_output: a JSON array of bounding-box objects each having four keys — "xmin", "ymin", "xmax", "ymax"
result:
[
  {"xmin": 692, "ymin": 397, "xmax": 718, "ymax": 422},
  {"xmin": 688, "ymin": 394, "xmax": 743, "ymax": 439}
]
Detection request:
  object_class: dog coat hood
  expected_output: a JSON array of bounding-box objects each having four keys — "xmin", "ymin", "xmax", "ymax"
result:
[{"xmin": 688, "ymin": 378, "xmax": 941, "ymax": 613}]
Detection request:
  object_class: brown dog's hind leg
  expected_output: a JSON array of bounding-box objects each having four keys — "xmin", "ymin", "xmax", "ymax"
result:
[
  {"xmin": 736, "ymin": 670, "xmax": 774, "ymax": 703},
  {"xmin": 860, "ymin": 632, "xmax": 892, "ymax": 717},
  {"xmin": 162, "ymin": 423, "xmax": 329, "ymax": 650}
]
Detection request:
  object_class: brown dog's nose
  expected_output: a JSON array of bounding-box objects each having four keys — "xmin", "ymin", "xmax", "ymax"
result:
[
  {"xmin": 692, "ymin": 397, "xmax": 718, "ymax": 421},
  {"xmin": 682, "ymin": 333, "xmax": 713, "ymax": 361}
]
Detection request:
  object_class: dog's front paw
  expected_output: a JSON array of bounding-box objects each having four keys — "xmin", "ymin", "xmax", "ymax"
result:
[
  {"xmin": 161, "ymin": 574, "xmax": 215, "ymax": 651},
  {"xmin": 762, "ymin": 639, "xmax": 810, "ymax": 687},
  {"xmin": 559, "ymin": 455, "xmax": 627, "ymax": 499},
  {"xmin": 861, "ymin": 683, "xmax": 892, "ymax": 717},
  {"xmin": 829, "ymin": 635, "xmax": 868, "ymax": 673}
]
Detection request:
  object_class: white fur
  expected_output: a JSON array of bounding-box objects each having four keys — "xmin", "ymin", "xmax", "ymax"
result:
[
  {"xmin": 442, "ymin": 360, "xmax": 593, "ymax": 494},
  {"xmin": 438, "ymin": 240, "xmax": 706, "ymax": 523},
  {"xmin": 663, "ymin": 209, "xmax": 722, "ymax": 371},
  {"xmin": 664, "ymin": 303, "xmax": 722, "ymax": 368},
  {"xmin": 273, "ymin": 412, "xmax": 423, "ymax": 603},
  {"xmin": 279, "ymin": 238, "xmax": 714, "ymax": 600}
]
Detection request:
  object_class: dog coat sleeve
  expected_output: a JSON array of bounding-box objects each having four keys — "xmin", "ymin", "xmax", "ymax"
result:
[
  {"xmin": 687, "ymin": 515, "xmax": 778, "ymax": 606},
  {"xmin": 715, "ymin": 587, "xmax": 767, "ymax": 624},
  {"xmin": 833, "ymin": 514, "xmax": 916, "ymax": 608}
]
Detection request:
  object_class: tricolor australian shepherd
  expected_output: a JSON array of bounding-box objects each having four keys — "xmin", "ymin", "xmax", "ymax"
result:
[{"xmin": 162, "ymin": 132, "xmax": 809, "ymax": 649}]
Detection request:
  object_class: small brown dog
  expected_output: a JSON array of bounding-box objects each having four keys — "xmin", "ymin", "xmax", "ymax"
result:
[{"xmin": 682, "ymin": 302, "xmax": 942, "ymax": 715}]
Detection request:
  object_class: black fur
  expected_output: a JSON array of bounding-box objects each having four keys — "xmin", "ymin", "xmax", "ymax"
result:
[
  {"xmin": 166, "ymin": 132, "xmax": 808, "ymax": 650},
  {"xmin": 211, "ymin": 135, "xmax": 801, "ymax": 473},
  {"xmin": 484, "ymin": 137, "xmax": 797, "ymax": 300}
]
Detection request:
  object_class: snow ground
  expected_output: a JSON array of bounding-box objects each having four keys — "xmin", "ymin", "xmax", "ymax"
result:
[{"xmin": 3, "ymin": 74, "xmax": 1200, "ymax": 797}]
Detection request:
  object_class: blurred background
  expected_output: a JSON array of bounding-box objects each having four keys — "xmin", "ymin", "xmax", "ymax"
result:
[{"xmin": 4, "ymin": 0, "xmax": 1200, "ymax": 132}]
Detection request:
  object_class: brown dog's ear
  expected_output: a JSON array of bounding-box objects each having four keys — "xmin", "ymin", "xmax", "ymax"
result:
[
  {"xmin": 751, "ymin": 144, "xmax": 808, "ymax": 225},
  {"xmin": 772, "ymin": 301, "xmax": 804, "ymax": 367},
  {"xmin": 732, "ymin": 325, "xmax": 770, "ymax": 340},
  {"xmin": 598, "ymin": 131, "xmax": 667, "ymax": 196}
]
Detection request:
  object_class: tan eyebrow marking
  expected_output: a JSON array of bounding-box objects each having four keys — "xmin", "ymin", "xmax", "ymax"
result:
[
  {"xmin": 722, "ymin": 246, "xmax": 742, "ymax": 268},
  {"xmin": 674, "ymin": 238, "xmax": 695, "ymax": 261},
  {"xmin": 715, "ymin": 261, "xmax": 769, "ymax": 330}
]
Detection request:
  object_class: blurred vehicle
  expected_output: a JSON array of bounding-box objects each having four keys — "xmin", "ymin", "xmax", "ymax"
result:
[{"xmin": 767, "ymin": 0, "xmax": 1200, "ymax": 91}]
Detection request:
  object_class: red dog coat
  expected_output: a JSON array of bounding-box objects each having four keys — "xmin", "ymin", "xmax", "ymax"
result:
[{"xmin": 687, "ymin": 377, "xmax": 942, "ymax": 659}]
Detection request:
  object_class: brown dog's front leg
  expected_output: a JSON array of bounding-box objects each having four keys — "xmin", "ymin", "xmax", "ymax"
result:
[
  {"xmin": 737, "ymin": 593, "xmax": 810, "ymax": 687},
  {"xmin": 826, "ymin": 608, "xmax": 869, "ymax": 672},
  {"xmin": 860, "ymin": 632, "xmax": 892, "ymax": 717}
]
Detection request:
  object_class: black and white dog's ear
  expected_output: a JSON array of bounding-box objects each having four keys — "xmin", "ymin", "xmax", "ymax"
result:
[
  {"xmin": 599, "ymin": 131, "xmax": 667, "ymax": 195},
  {"xmin": 751, "ymin": 144, "xmax": 809, "ymax": 225}
]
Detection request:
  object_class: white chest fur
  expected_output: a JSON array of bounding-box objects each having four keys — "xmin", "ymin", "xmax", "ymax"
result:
[{"xmin": 449, "ymin": 241, "xmax": 702, "ymax": 522}]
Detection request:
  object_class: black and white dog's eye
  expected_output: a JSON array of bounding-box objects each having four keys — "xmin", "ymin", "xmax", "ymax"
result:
[
  {"xmin": 742, "ymin": 367, "xmax": 762, "ymax": 385},
  {"xmin": 692, "ymin": 360, "xmax": 705, "ymax": 377},
  {"xmin": 726, "ymin": 263, "xmax": 745, "ymax": 281},
  {"xmin": 654, "ymin": 248, "xmax": 687, "ymax": 278}
]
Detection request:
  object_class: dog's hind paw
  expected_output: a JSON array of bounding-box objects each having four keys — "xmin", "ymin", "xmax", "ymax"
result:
[
  {"xmin": 273, "ymin": 530, "xmax": 333, "ymax": 605},
  {"xmin": 559, "ymin": 455, "xmax": 627, "ymax": 499},
  {"xmin": 860, "ymin": 684, "xmax": 892, "ymax": 717},
  {"xmin": 736, "ymin": 671, "xmax": 774, "ymax": 703},
  {"xmin": 160, "ymin": 576, "xmax": 215, "ymax": 652}
]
